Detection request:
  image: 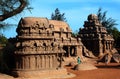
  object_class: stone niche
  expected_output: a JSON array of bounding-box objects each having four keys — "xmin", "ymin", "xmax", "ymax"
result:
[{"xmin": 14, "ymin": 17, "xmax": 68, "ymax": 78}]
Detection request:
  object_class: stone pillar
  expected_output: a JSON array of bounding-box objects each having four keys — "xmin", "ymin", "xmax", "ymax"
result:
[
  {"xmin": 99, "ymin": 40, "xmax": 103, "ymax": 56},
  {"xmin": 54, "ymin": 55, "xmax": 58, "ymax": 68},
  {"xmin": 103, "ymin": 41, "xmax": 106, "ymax": 52},
  {"xmin": 39, "ymin": 55, "xmax": 42, "ymax": 69},
  {"xmin": 22, "ymin": 57, "xmax": 25, "ymax": 69},
  {"xmin": 16, "ymin": 56, "xmax": 21, "ymax": 69},
  {"xmin": 52, "ymin": 55, "xmax": 55, "ymax": 68},
  {"xmin": 46, "ymin": 55, "xmax": 49, "ymax": 69},
  {"xmin": 107, "ymin": 41, "xmax": 109, "ymax": 50},
  {"xmin": 48, "ymin": 56, "xmax": 50, "ymax": 68},
  {"xmin": 25, "ymin": 56, "xmax": 29, "ymax": 69},
  {"xmin": 74, "ymin": 46, "xmax": 77, "ymax": 56},
  {"xmin": 28, "ymin": 57, "xmax": 30, "ymax": 69},
  {"xmin": 110, "ymin": 41, "xmax": 112, "ymax": 50},
  {"xmin": 49, "ymin": 56, "xmax": 52, "ymax": 68},
  {"xmin": 109, "ymin": 41, "xmax": 110, "ymax": 49},
  {"xmin": 30, "ymin": 55, "xmax": 35, "ymax": 70},
  {"xmin": 77, "ymin": 45, "xmax": 82, "ymax": 57},
  {"xmin": 18, "ymin": 57, "xmax": 22, "ymax": 69},
  {"xmin": 111, "ymin": 41, "xmax": 113, "ymax": 49},
  {"xmin": 42, "ymin": 55, "xmax": 45, "ymax": 69},
  {"xmin": 71, "ymin": 47, "xmax": 75, "ymax": 56},
  {"xmin": 106, "ymin": 41, "xmax": 108, "ymax": 49},
  {"xmin": 16, "ymin": 58, "xmax": 18, "ymax": 69},
  {"xmin": 59, "ymin": 53, "xmax": 63, "ymax": 68},
  {"xmin": 36, "ymin": 56, "xmax": 39, "ymax": 69},
  {"xmin": 68, "ymin": 46, "xmax": 70, "ymax": 57}
]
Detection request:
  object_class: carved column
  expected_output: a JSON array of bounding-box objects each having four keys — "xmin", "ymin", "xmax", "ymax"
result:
[
  {"xmin": 106, "ymin": 41, "xmax": 108, "ymax": 49},
  {"xmin": 18, "ymin": 57, "xmax": 22, "ymax": 69},
  {"xmin": 49, "ymin": 56, "xmax": 52, "ymax": 68},
  {"xmin": 35, "ymin": 56, "xmax": 38, "ymax": 69},
  {"xmin": 39, "ymin": 55, "xmax": 42, "ymax": 69},
  {"xmin": 55, "ymin": 55, "xmax": 58, "ymax": 68},
  {"xmin": 59, "ymin": 53, "xmax": 63, "ymax": 68},
  {"xmin": 68, "ymin": 46, "xmax": 70, "ymax": 57},
  {"xmin": 22, "ymin": 57, "xmax": 25, "ymax": 69},
  {"xmin": 74, "ymin": 46, "xmax": 77, "ymax": 56},
  {"xmin": 30, "ymin": 55, "xmax": 35, "ymax": 70},
  {"xmin": 103, "ymin": 41, "xmax": 106, "ymax": 52},
  {"xmin": 45, "ymin": 55, "xmax": 49, "ymax": 69},
  {"xmin": 99, "ymin": 40, "xmax": 103, "ymax": 56},
  {"xmin": 25, "ymin": 56, "xmax": 29, "ymax": 69},
  {"xmin": 52, "ymin": 55, "xmax": 58, "ymax": 68},
  {"xmin": 16, "ymin": 58, "xmax": 18, "ymax": 69},
  {"xmin": 52, "ymin": 55, "xmax": 55, "ymax": 68},
  {"xmin": 110, "ymin": 41, "xmax": 112, "ymax": 50},
  {"xmin": 41, "ymin": 55, "xmax": 44, "ymax": 69}
]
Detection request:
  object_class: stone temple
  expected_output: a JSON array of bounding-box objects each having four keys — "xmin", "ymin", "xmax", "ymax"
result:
[
  {"xmin": 78, "ymin": 14, "xmax": 118, "ymax": 62},
  {"xmin": 14, "ymin": 14, "xmax": 119, "ymax": 78},
  {"xmin": 14, "ymin": 17, "xmax": 83, "ymax": 78}
]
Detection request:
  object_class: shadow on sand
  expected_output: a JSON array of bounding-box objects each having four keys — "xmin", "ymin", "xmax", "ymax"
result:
[{"xmin": 96, "ymin": 64, "xmax": 120, "ymax": 69}]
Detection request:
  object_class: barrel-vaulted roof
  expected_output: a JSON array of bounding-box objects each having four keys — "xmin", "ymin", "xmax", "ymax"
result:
[
  {"xmin": 49, "ymin": 20, "xmax": 72, "ymax": 32},
  {"xmin": 18, "ymin": 17, "xmax": 72, "ymax": 32}
]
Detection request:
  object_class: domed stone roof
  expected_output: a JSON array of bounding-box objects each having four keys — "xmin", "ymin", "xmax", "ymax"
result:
[
  {"xmin": 19, "ymin": 17, "xmax": 49, "ymax": 27},
  {"xmin": 87, "ymin": 14, "xmax": 98, "ymax": 21}
]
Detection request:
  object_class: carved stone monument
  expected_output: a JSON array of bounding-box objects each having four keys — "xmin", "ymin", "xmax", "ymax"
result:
[
  {"xmin": 14, "ymin": 17, "xmax": 68, "ymax": 78},
  {"xmin": 78, "ymin": 14, "xmax": 118, "ymax": 63},
  {"xmin": 14, "ymin": 16, "xmax": 86, "ymax": 78},
  {"xmin": 14, "ymin": 14, "xmax": 118, "ymax": 78}
]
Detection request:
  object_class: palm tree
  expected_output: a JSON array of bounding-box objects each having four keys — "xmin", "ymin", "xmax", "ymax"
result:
[
  {"xmin": 97, "ymin": 8, "xmax": 118, "ymax": 35},
  {"xmin": 97, "ymin": 8, "xmax": 120, "ymax": 48}
]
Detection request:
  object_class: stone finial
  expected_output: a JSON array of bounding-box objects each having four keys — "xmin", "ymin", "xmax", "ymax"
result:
[{"xmin": 87, "ymin": 14, "xmax": 98, "ymax": 21}]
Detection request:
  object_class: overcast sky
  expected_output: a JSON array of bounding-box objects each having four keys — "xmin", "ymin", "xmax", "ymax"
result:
[{"xmin": 3, "ymin": 0, "xmax": 120, "ymax": 38}]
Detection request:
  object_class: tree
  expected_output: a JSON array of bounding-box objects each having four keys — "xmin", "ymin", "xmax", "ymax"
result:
[
  {"xmin": 0, "ymin": 37, "xmax": 17, "ymax": 73},
  {"xmin": 51, "ymin": 8, "xmax": 67, "ymax": 22},
  {"xmin": 111, "ymin": 27, "xmax": 120, "ymax": 47},
  {"xmin": 72, "ymin": 30, "xmax": 79, "ymax": 37},
  {"xmin": 0, "ymin": 0, "xmax": 31, "ymax": 30},
  {"xmin": 0, "ymin": 0, "xmax": 30, "ymax": 73},
  {"xmin": 97, "ymin": 8, "xmax": 118, "ymax": 35},
  {"xmin": 0, "ymin": 35, "xmax": 8, "ymax": 45},
  {"xmin": 97, "ymin": 8, "xmax": 120, "ymax": 48},
  {"xmin": 0, "ymin": 0, "xmax": 30, "ymax": 21}
]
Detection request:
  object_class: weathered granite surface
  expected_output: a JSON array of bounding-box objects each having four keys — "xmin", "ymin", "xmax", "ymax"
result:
[{"xmin": 78, "ymin": 14, "xmax": 118, "ymax": 63}]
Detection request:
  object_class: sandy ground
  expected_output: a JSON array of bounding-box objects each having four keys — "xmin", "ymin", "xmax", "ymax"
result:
[
  {"xmin": 64, "ymin": 63, "xmax": 120, "ymax": 79},
  {"xmin": 0, "ymin": 63, "xmax": 120, "ymax": 79}
]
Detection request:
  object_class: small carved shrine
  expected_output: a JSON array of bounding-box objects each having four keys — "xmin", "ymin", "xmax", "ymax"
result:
[{"xmin": 78, "ymin": 14, "xmax": 116, "ymax": 57}]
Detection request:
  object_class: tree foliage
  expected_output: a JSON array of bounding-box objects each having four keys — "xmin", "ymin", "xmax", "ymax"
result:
[
  {"xmin": 0, "ymin": 0, "xmax": 30, "ymax": 73},
  {"xmin": 0, "ymin": 0, "xmax": 31, "ymax": 30},
  {"xmin": 0, "ymin": 0, "xmax": 31, "ymax": 35},
  {"xmin": 0, "ymin": 37, "xmax": 17, "ymax": 73},
  {"xmin": 0, "ymin": 35, "xmax": 8, "ymax": 45},
  {"xmin": 72, "ymin": 30, "xmax": 79, "ymax": 37},
  {"xmin": 0, "ymin": 0, "xmax": 30, "ymax": 21},
  {"xmin": 51, "ymin": 8, "xmax": 67, "ymax": 22},
  {"xmin": 97, "ymin": 8, "xmax": 120, "ymax": 48},
  {"xmin": 97, "ymin": 8, "xmax": 118, "ymax": 34}
]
